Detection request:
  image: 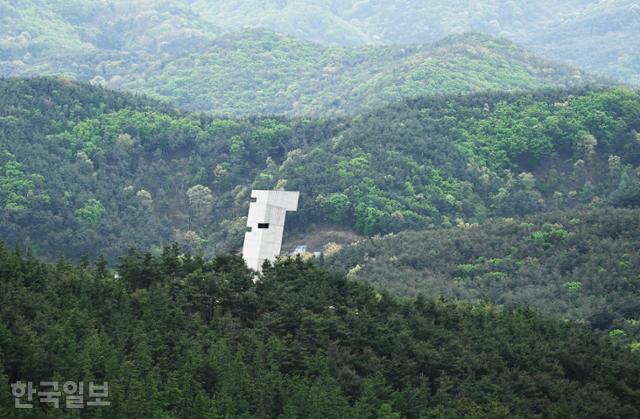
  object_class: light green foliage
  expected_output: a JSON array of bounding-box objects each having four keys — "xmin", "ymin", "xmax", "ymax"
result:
[
  {"xmin": 274, "ymin": 87, "xmax": 640, "ymax": 235},
  {"xmin": 530, "ymin": 224, "xmax": 573, "ymax": 248},
  {"xmin": 1, "ymin": 78, "xmax": 640, "ymax": 261},
  {"xmin": 484, "ymin": 272, "xmax": 507, "ymax": 281},
  {"xmin": 228, "ymin": 136, "xmax": 246, "ymax": 164},
  {"xmin": 55, "ymin": 108, "xmax": 202, "ymax": 156},
  {"xmin": 457, "ymin": 264, "xmax": 477, "ymax": 277},
  {"xmin": 252, "ymin": 119, "xmax": 291, "ymax": 152},
  {"xmin": 459, "ymin": 89, "xmax": 640, "ymax": 171},
  {"xmin": 609, "ymin": 329, "xmax": 625, "ymax": 338},
  {"xmin": 316, "ymin": 193, "xmax": 351, "ymax": 223},
  {"xmin": 75, "ymin": 198, "xmax": 105, "ymax": 224},
  {"xmin": 564, "ymin": 281, "xmax": 582, "ymax": 291},
  {"xmin": 0, "ymin": 153, "xmax": 48, "ymax": 213},
  {"xmin": 0, "ymin": 157, "xmax": 33, "ymax": 213},
  {"xmin": 354, "ymin": 203, "xmax": 386, "ymax": 236}
]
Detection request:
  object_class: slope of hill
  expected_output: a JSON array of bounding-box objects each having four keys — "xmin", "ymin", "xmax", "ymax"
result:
[
  {"xmin": 325, "ymin": 208, "xmax": 640, "ymax": 341},
  {"xmin": 2, "ymin": 0, "xmax": 636, "ymax": 90},
  {"xmin": 0, "ymin": 0, "xmax": 220, "ymax": 59},
  {"xmin": 122, "ymin": 31, "xmax": 602, "ymax": 115},
  {"xmin": 1, "ymin": 28, "xmax": 602, "ymax": 115},
  {"xmin": 1, "ymin": 78, "xmax": 639, "ymax": 262},
  {"xmin": 2, "ymin": 244, "xmax": 640, "ymax": 417},
  {"xmin": 193, "ymin": 0, "xmax": 640, "ymax": 84}
]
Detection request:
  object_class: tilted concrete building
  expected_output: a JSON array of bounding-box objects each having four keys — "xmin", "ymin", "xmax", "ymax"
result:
[{"xmin": 241, "ymin": 190, "xmax": 299, "ymax": 271}]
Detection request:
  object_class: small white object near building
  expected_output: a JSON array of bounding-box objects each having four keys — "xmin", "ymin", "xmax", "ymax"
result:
[
  {"xmin": 293, "ymin": 245, "xmax": 307, "ymax": 255},
  {"xmin": 241, "ymin": 190, "xmax": 299, "ymax": 271}
]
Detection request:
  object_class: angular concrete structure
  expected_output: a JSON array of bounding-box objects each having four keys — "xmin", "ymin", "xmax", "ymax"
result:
[{"xmin": 241, "ymin": 190, "xmax": 299, "ymax": 271}]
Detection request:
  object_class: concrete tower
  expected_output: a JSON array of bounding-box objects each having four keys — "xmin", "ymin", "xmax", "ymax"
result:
[{"xmin": 241, "ymin": 190, "xmax": 299, "ymax": 271}]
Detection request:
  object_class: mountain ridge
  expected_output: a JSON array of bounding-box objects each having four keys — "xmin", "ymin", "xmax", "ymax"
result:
[
  {"xmin": 190, "ymin": 0, "xmax": 640, "ymax": 83},
  {"xmin": 1, "ymin": 77, "xmax": 639, "ymax": 263},
  {"xmin": 2, "ymin": 28, "xmax": 606, "ymax": 115}
]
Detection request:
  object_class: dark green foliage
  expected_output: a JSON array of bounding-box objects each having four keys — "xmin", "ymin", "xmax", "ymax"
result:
[
  {"xmin": 1, "ymin": 243, "xmax": 640, "ymax": 417},
  {"xmin": 326, "ymin": 208, "xmax": 640, "ymax": 341},
  {"xmin": 1, "ymin": 78, "xmax": 640, "ymax": 261}
]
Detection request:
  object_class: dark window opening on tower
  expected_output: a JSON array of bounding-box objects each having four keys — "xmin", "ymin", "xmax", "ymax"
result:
[
  {"xmin": 250, "ymin": 197, "xmax": 257, "ymax": 202},
  {"xmin": 258, "ymin": 223, "xmax": 270, "ymax": 229}
]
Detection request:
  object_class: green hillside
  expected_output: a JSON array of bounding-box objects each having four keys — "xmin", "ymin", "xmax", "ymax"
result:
[
  {"xmin": 3, "ymin": 4, "xmax": 640, "ymax": 416},
  {"xmin": 120, "ymin": 31, "xmax": 600, "ymax": 115},
  {"xmin": 2, "ymin": 243, "xmax": 640, "ymax": 417},
  {"xmin": 2, "ymin": 0, "xmax": 636, "ymax": 96},
  {"xmin": 325, "ymin": 208, "xmax": 640, "ymax": 341},
  {"xmin": 1, "ymin": 78, "xmax": 639, "ymax": 262},
  {"xmin": 0, "ymin": 0, "xmax": 220, "ymax": 58},
  {"xmin": 192, "ymin": 0, "xmax": 640, "ymax": 84},
  {"xmin": 2, "ymin": 28, "xmax": 601, "ymax": 115}
]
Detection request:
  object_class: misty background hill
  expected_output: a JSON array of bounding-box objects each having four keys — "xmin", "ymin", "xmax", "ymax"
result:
[
  {"xmin": 193, "ymin": 0, "xmax": 640, "ymax": 84},
  {"xmin": 1, "ymin": 26, "xmax": 603, "ymax": 115},
  {"xmin": 2, "ymin": 0, "xmax": 638, "ymax": 91}
]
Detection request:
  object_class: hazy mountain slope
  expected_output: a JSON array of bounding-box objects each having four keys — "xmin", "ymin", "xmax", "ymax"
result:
[
  {"xmin": 2, "ymin": 245, "xmax": 640, "ymax": 416},
  {"xmin": 325, "ymin": 207, "xmax": 640, "ymax": 340},
  {"xmin": 193, "ymin": 0, "xmax": 640, "ymax": 84},
  {"xmin": 2, "ymin": 1, "xmax": 636, "ymax": 87},
  {"xmin": 1, "ymin": 28, "xmax": 601, "ymax": 115},
  {"xmin": 0, "ymin": 0, "xmax": 220, "ymax": 59},
  {"xmin": 117, "ymin": 32, "xmax": 599, "ymax": 115},
  {"xmin": 193, "ymin": 0, "xmax": 589, "ymax": 45},
  {"xmin": 1, "ymin": 78, "xmax": 639, "ymax": 262},
  {"xmin": 193, "ymin": 0, "xmax": 372, "ymax": 45}
]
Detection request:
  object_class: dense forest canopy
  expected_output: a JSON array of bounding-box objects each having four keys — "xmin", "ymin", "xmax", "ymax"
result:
[
  {"xmin": 193, "ymin": 0, "xmax": 640, "ymax": 84},
  {"xmin": 1, "ymin": 0, "xmax": 637, "ymax": 87},
  {"xmin": 325, "ymin": 207, "xmax": 640, "ymax": 341},
  {"xmin": 2, "ymin": 243, "xmax": 640, "ymax": 417},
  {"xmin": 3, "ymin": 3, "xmax": 640, "ymax": 417},
  {"xmin": 1, "ymin": 26, "xmax": 602, "ymax": 115},
  {"xmin": 1, "ymin": 77, "xmax": 639, "ymax": 262}
]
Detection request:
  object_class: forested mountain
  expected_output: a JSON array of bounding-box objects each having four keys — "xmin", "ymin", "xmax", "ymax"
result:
[
  {"xmin": 1, "ymin": 23, "xmax": 601, "ymax": 115},
  {"xmin": 2, "ymin": 243, "xmax": 640, "ymax": 417},
  {"xmin": 0, "ymin": 0, "xmax": 220, "ymax": 58},
  {"xmin": 1, "ymin": 77, "xmax": 639, "ymax": 262},
  {"xmin": 192, "ymin": 0, "xmax": 640, "ymax": 84},
  {"xmin": 325, "ymin": 208, "xmax": 640, "ymax": 341},
  {"xmin": 92, "ymin": 32, "xmax": 601, "ymax": 116},
  {"xmin": 2, "ymin": 1, "xmax": 637, "ymax": 89},
  {"xmin": 3, "ymin": 3, "xmax": 640, "ymax": 416}
]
